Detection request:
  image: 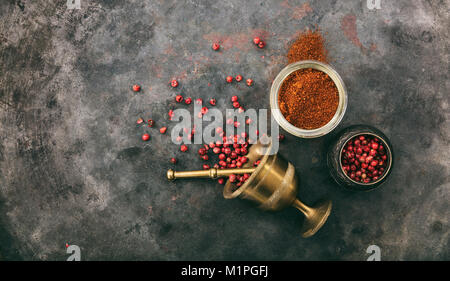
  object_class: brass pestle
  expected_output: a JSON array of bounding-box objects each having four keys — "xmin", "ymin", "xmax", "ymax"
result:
[{"xmin": 167, "ymin": 140, "xmax": 332, "ymax": 238}]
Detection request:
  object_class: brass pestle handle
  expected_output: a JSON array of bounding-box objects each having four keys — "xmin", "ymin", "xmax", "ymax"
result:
[{"xmin": 167, "ymin": 168, "xmax": 256, "ymax": 181}]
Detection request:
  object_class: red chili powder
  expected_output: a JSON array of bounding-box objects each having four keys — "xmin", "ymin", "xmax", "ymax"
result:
[{"xmin": 279, "ymin": 29, "xmax": 338, "ymax": 129}]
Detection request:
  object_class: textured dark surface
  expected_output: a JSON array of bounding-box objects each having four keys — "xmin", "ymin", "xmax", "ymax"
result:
[{"xmin": 0, "ymin": 0, "xmax": 448, "ymax": 260}]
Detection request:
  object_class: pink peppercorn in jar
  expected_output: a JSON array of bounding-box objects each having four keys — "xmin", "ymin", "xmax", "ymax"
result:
[{"xmin": 327, "ymin": 125, "xmax": 394, "ymax": 191}]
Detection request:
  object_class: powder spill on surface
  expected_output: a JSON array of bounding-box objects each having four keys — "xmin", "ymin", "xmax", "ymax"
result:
[{"xmin": 287, "ymin": 29, "xmax": 328, "ymax": 63}]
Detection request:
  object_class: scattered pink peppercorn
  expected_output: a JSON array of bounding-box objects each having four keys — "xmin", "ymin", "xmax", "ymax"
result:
[
  {"xmin": 201, "ymin": 107, "xmax": 208, "ymax": 115},
  {"xmin": 212, "ymin": 43, "xmax": 220, "ymax": 51},
  {"xmin": 175, "ymin": 95, "xmax": 183, "ymax": 103},
  {"xmin": 258, "ymin": 41, "xmax": 266, "ymax": 48},
  {"xmin": 159, "ymin": 127, "xmax": 167, "ymax": 134},
  {"xmin": 180, "ymin": 144, "xmax": 188, "ymax": 152},
  {"xmin": 246, "ymin": 79, "xmax": 253, "ymax": 86},
  {"xmin": 170, "ymin": 158, "xmax": 177, "ymax": 164},
  {"xmin": 171, "ymin": 79, "xmax": 178, "ymax": 88},
  {"xmin": 223, "ymin": 147, "xmax": 231, "ymax": 155},
  {"xmin": 132, "ymin": 84, "xmax": 141, "ymax": 92},
  {"xmin": 253, "ymin": 37, "xmax": 261, "ymax": 45},
  {"xmin": 201, "ymin": 155, "xmax": 209, "ymax": 161},
  {"xmin": 168, "ymin": 110, "xmax": 174, "ymax": 120},
  {"xmin": 195, "ymin": 98, "xmax": 203, "ymax": 105},
  {"xmin": 235, "ymin": 75, "xmax": 243, "ymax": 82},
  {"xmin": 184, "ymin": 97, "xmax": 192, "ymax": 104},
  {"xmin": 229, "ymin": 174, "xmax": 236, "ymax": 183},
  {"xmin": 218, "ymin": 178, "xmax": 225, "ymax": 185},
  {"xmin": 231, "ymin": 96, "xmax": 238, "ymax": 102},
  {"xmin": 142, "ymin": 133, "xmax": 150, "ymax": 141},
  {"xmin": 147, "ymin": 119, "xmax": 155, "ymax": 127},
  {"xmin": 209, "ymin": 98, "xmax": 216, "ymax": 106},
  {"xmin": 203, "ymin": 164, "xmax": 210, "ymax": 170},
  {"xmin": 136, "ymin": 118, "xmax": 144, "ymax": 124},
  {"xmin": 226, "ymin": 76, "xmax": 233, "ymax": 83},
  {"xmin": 232, "ymin": 101, "xmax": 240, "ymax": 108},
  {"xmin": 198, "ymin": 147, "xmax": 207, "ymax": 155}
]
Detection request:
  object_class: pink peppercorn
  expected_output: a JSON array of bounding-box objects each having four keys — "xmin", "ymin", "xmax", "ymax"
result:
[
  {"xmin": 212, "ymin": 43, "xmax": 220, "ymax": 51},
  {"xmin": 142, "ymin": 133, "xmax": 150, "ymax": 141},
  {"xmin": 175, "ymin": 95, "xmax": 183, "ymax": 103},
  {"xmin": 180, "ymin": 145, "xmax": 188, "ymax": 152},
  {"xmin": 246, "ymin": 79, "xmax": 253, "ymax": 86},
  {"xmin": 171, "ymin": 79, "xmax": 178, "ymax": 88},
  {"xmin": 184, "ymin": 97, "xmax": 192, "ymax": 104},
  {"xmin": 235, "ymin": 75, "xmax": 243, "ymax": 82},
  {"xmin": 198, "ymin": 148, "xmax": 206, "ymax": 155},
  {"xmin": 226, "ymin": 76, "xmax": 233, "ymax": 83},
  {"xmin": 132, "ymin": 84, "xmax": 141, "ymax": 92}
]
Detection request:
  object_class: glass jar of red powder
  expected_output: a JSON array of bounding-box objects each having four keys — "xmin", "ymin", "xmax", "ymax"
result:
[{"xmin": 270, "ymin": 60, "xmax": 348, "ymax": 138}]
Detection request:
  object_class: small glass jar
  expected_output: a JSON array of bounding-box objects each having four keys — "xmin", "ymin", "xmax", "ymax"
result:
[{"xmin": 270, "ymin": 60, "xmax": 348, "ymax": 138}]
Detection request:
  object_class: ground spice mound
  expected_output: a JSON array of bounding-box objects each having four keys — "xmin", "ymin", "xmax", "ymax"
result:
[
  {"xmin": 278, "ymin": 69, "xmax": 339, "ymax": 129},
  {"xmin": 287, "ymin": 29, "xmax": 328, "ymax": 63}
]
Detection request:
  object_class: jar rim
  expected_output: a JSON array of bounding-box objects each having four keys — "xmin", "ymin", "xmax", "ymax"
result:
[{"xmin": 270, "ymin": 60, "xmax": 348, "ymax": 138}]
